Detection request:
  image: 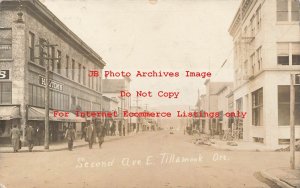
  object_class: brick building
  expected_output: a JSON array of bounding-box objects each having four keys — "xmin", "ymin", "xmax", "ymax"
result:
[{"xmin": 0, "ymin": 0, "xmax": 105, "ymax": 145}]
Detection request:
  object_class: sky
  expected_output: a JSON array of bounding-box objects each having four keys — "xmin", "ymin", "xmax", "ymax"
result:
[{"xmin": 42, "ymin": 0, "xmax": 240, "ymax": 108}]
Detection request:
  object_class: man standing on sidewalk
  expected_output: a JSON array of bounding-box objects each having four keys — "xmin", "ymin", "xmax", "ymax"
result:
[
  {"xmin": 10, "ymin": 125, "xmax": 21, "ymax": 152},
  {"xmin": 25, "ymin": 125, "xmax": 35, "ymax": 152},
  {"xmin": 86, "ymin": 123, "xmax": 95, "ymax": 149},
  {"xmin": 65, "ymin": 125, "xmax": 76, "ymax": 151}
]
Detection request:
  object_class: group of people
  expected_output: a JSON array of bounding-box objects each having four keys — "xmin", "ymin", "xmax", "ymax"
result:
[
  {"xmin": 10, "ymin": 124, "xmax": 35, "ymax": 152},
  {"xmin": 68, "ymin": 122, "xmax": 106, "ymax": 151},
  {"xmin": 10, "ymin": 122, "xmax": 107, "ymax": 152}
]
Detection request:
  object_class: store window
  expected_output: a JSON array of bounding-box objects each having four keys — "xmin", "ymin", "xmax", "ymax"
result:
[
  {"xmin": 252, "ymin": 88, "xmax": 263, "ymax": 126},
  {"xmin": 0, "ymin": 82, "xmax": 12, "ymax": 104},
  {"xmin": 0, "ymin": 28, "xmax": 12, "ymax": 59},
  {"xmin": 278, "ymin": 85, "xmax": 300, "ymax": 125}
]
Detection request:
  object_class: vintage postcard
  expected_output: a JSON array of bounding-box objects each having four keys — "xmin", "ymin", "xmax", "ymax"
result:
[{"xmin": 0, "ymin": 0, "xmax": 299, "ymax": 187}]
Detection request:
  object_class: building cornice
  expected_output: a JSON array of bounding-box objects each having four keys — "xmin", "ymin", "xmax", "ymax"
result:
[{"xmin": 0, "ymin": 0, "xmax": 106, "ymax": 67}]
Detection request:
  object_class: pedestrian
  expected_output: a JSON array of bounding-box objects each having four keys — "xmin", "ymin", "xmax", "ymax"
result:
[
  {"xmin": 81, "ymin": 125, "xmax": 86, "ymax": 140},
  {"xmin": 86, "ymin": 123, "xmax": 94, "ymax": 149},
  {"xmin": 118, "ymin": 121, "xmax": 122, "ymax": 136},
  {"xmin": 25, "ymin": 125, "xmax": 35, "ymax": 152},
  {"xmin": 97, "ymin": 124, "xmax": 106, "ymax": 148},
  {"xmin": 10, "ymin": 125, "xmax": 21, "ymax": 152},
  {"xmin": 65, "ymin": 125, "xmax": 76, "ymax": 151}
]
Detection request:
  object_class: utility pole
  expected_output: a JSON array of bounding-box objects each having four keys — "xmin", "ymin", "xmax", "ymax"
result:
[
  {"xmin": 35, "ymin": 39, "xmax": 59, "ymax": 150},
  {"xmin": 290, "ymin": 74, "xmax": 295, "ymax": 169},
  {"xmin": 134, "ymin": 96, "xmax": 141, "ymax": 132}
]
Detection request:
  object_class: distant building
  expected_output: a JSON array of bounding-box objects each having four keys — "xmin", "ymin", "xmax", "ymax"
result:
[
  {"xmin": 197, "ymin": 80, "xmax": 233, "ymax": 135},
  {"xmin": 229, "ymin": 0, "xmax": 300, "ymax": 148},
  {"xmin": 0, "ymin": 0, "xmax": 105, "ymax": 145},
  {"xmin": 102, "ymin": 78, "xmax": 131, "ymax": 135}
]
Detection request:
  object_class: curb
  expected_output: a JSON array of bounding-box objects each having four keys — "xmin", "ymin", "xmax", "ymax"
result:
[{"xmin": 260, "ymin": 170, "xmax": 294, "ymax": 188}]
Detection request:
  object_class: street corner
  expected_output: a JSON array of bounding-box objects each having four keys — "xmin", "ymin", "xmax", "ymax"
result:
[{"xmin": 260, "ymin": 167, "xmax": 300, "ymax": 188}]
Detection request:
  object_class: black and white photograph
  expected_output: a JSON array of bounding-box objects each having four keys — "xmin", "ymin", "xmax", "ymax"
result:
[{"xmin": 0, "ymin": 0, "xmax": 300, "ymax": 187}]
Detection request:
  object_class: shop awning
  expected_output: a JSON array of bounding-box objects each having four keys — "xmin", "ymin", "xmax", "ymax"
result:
[
  {"xmin": 0, "ymin": 106, "xmax": 21, "ymax": 120},
  {"xmin": 28, "ymin": 107, "xmax": 85, "ymax": 122}
]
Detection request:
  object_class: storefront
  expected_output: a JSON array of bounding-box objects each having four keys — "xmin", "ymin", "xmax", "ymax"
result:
[{"xmin": 0, "ymin": 105, "xmax": 21, "ymax": 145}]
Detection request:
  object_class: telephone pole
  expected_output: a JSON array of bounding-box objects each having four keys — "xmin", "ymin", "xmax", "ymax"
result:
[
  {"xmin": 35, "ymin": 39, "xmax": 59, "ymax": 150},
  {"xmin": 290, "ymin": 74, "xmax": 295, "ymax": 169}
]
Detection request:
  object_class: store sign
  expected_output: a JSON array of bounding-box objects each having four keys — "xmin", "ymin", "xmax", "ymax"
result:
[
  {"xmin": 0, "ymin": 70, "xmax": 9, "ymax": 80},
  {"xmin": 39, "ymin": 75, "xmax": 64, "ymax": 91}
]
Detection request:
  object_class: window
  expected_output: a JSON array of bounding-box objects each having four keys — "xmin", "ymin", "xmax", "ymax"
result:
[
  {"xmin": 277, "ymin": 0, "xmax": 300, "ymax": 22},
  {"xmin": 39, "ymin": 38, "xmax": 46, "ymax": 66},
  {"xmin": 277, "ymin": 43, "xmax": 289, "ymax": 65},
  {"xmin": 256, "ymin": 46, "xmax": 262, "ymax": 70},
  {"xmin": 83, "ymin": 66, "xmax": 86, "ymax": 85},
  {"xmin": 252, "ymin": 88, "xmax": 263, "ymax": 126},
  {"xmin": 277, "ymin": 0, "xmax": 289, "ymax": 21},
  {"xmin": 72, "ymin": 59, "xmax": 75, "ymax": 80},
  {"xmin": 57, "ymin": 50, "xmax": 61, "ymax": 74},
  {"xmin": 29, "ymin": 32, "xmax": 35, "ymax": 62},
  {"xmin": 66, "ymin": 55, "xmax": 69, "ymax": 78},
  {"xmin": 0, "ymin": 28, "xmax": 12, "ymax": 59},
  {"xmin": 291, "ymin": 0, "xmax": 300, "ymax": 21},
  {"xmin": 78, "ymin": 63, "xmax": 81, "ymax": 83},
  {"xmin": 50, "ymin": 46, "xmax": 55, "ymax": 71},
  {"xmin": 292, "ymin": 43, "xmax": 300, "ymax": 65},
  {"xmin": 250, "ymin": 53, "xmax": 255, "ymax": 75},
  {"xmin": 250, "ymin": 15, "xmax": 256, "ymax": 37},
  {"xmin": 256, "ymin": 6, "xmax": 262, "ymax": 31},
  {"xmin": 0, "ymin": 82, "xmax": 12, "ymax": 104},
  {"xmin": 28, "ymin": 84, "xmax": 45, "ymax": 107},
  {"xmin": 278, "ymin": 85, "xmax": 300, "ymax": 125}
]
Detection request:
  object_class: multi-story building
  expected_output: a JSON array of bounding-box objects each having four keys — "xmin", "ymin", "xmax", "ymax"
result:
[
  {"xmin": 0, "ymin": 0, "xmax": 105, "ymax": 144},
  {"xmin": 229, "ymin": 0, "xmax": 300, "ymax": 148}
]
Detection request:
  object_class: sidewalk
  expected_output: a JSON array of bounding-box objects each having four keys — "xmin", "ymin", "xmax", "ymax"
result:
[
  {"xmin": 0, "ymin": 132, "xmax": 139, "ymax": 153},
  {"xmin": 210, "ymin": 138, "xmax": 288, "ymax": 152},
  {"xmin": 260, "ymin": 167, "xmax": 300, "ymax": 188}
]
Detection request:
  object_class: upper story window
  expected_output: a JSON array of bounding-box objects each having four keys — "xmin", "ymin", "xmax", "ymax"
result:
[
  {"xmin": 0, "ymin": 82, "xmax": 12, "ymax": 104},
  {"xmin": 78, "ymin": 63, "xmax": 81, "ymax": 83},
  {"xmin": 277, "ymin": 42, "xmax": 300, "ymax": 65},
  {"xmin": 29, "ymin": 32, "xmax": 35, "ymax": 62},
  {"xmin": 83, "ymin": 66, "xmax": 86, "ymax": 85},
  {"xmin": 250, "ymin": 15, "xmax": 256, "ymax": 37},
  {"xmin": 50, "ymin": 46, "xmax": 55, "ymax": 71},
  {"xmin": 277, "ymin": 0, "xmax": 299, "ymax": 22},
  {"xmin": 66, "ymin": 55, "xmax": 69, "ymax": 78},
  {"xmin": 292, "ymin": 43, "xmax": 300, "ymax": 65},
  {"xmin": 0, "ymin": 28, "xmax": 12, "ymax": 59},
  {"xmin": 256, "ymin": 5, "xmax": 262, "ymax": 31},
  {"xmin": 71, "ymin": 59, "xmax": 75, "ymax": 80},
  {"xmin": 57, "ymin": 50, "xmax": 61, "ymax": 74},
  {"xmin": 256, "ymin": 46, "xmax": 262, "ymax": 70},
  {"xmin": 38, "ymin": 38, "xmax": 47, "ymax": 67},
  {"xmin": 277, "ymin": 43, "xmax": 289, "ymax": 65}
]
